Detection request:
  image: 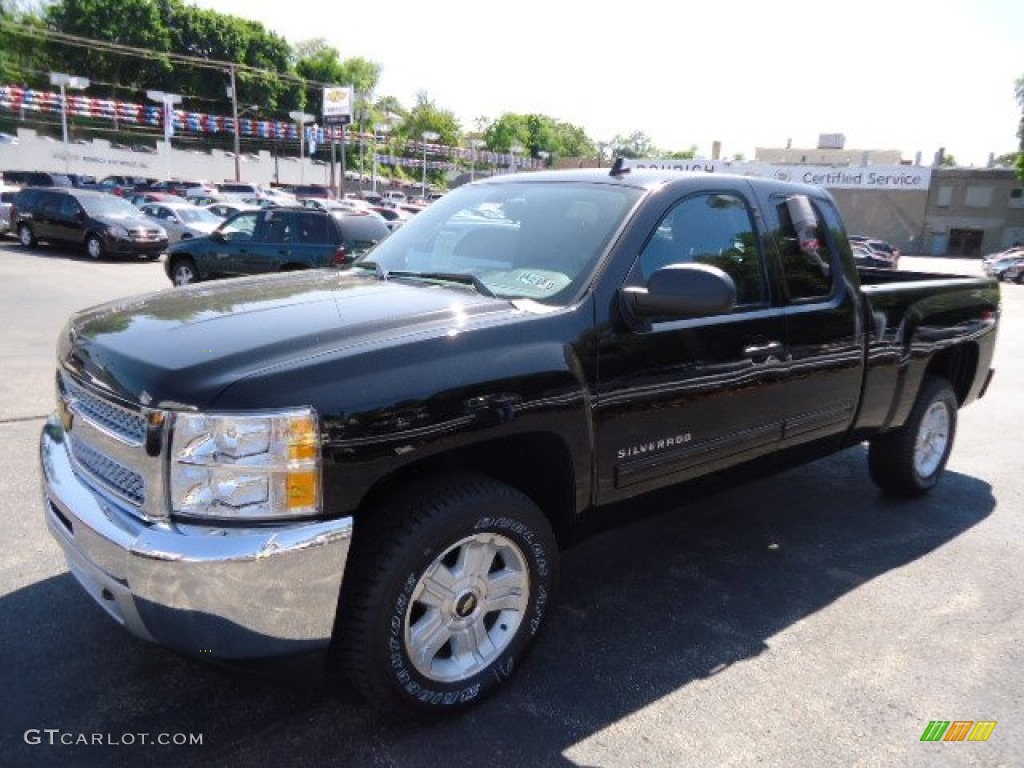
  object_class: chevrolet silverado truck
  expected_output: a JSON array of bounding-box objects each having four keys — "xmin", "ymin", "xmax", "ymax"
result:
[{"xmin": 41, "ymin": 165, "xmax": 1000, "ymax": 717}]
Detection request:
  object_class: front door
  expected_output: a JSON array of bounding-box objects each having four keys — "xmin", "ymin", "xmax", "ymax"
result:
[
  {"xmin": 210, "ymin": 210, "xmax": 261, "ymax": 276},
  {"xmin": 594, "ymin": 187, "xmax": 790, "ymax": 503}
]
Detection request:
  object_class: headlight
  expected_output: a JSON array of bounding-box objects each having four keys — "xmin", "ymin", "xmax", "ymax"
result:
[
  {"xmin": 110, "ymin": 224, "xmax": 129, "ymax": 238},
  {"xmin": 170, "ymin": 408, "xmax": 320, "ymax": 520}
]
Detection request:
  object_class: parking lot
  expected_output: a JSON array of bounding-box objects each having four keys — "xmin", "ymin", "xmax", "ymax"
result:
[{"xmin": 1, "ymin": 240, "xmax": 1021, "ymax": 768}]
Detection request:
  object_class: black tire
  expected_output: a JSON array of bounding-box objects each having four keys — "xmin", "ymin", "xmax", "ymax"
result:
[
  {"xmin": 868, "ymin": 376, "xmax": 958, "ymax": 497},
  {"xmin": 85, "ymin": 233, "xmax": 105, "ymax": 260},
  {"xmin": 334, "ymin": 472, "xmax": 558, "ymax": 718},
  {"xmin": 18, "ymin": 223, "xmax": 37, "ymax": 248},
  {"xmin": 170, "ymin": 256, "xmax": 199, "ymax": 286}
]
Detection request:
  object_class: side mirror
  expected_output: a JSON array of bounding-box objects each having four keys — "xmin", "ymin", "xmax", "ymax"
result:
[
  {"xmin": 210, "ymin": 230, "xmax": 226, "ymax": 242},
  {"xmin": 620, "ymin": 263, "xmax": 736, "ymax": 319},
  {"xmin": 786, "ymin": 195, "xmax": 824, "ymax": 255}
]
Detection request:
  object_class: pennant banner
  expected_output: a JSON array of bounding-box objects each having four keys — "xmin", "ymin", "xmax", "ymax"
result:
[{"xmin": 0, "ymin": 85, "xmax": 541, "ymax": 170}]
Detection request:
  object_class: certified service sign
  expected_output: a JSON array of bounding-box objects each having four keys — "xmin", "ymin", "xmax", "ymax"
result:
[{"xmin": 322, "ymin": 86, "xmax": 353, "ymax": 125}]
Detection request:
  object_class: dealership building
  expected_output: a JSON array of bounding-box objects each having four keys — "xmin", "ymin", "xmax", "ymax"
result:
[{"xmin": 611, "ymin": 135, "xmax": 1024, "ymax": 257}]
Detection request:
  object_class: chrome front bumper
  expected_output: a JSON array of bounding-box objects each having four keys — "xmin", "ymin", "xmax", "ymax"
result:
[{"xmin": 40, "ymin": 417, "xmax": 353, "ymax": 658}]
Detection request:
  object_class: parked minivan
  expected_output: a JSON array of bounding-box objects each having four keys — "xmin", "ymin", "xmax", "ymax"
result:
[
  {"xmin": 12, "ymin": 187, "xmax": 168, "ymax": 259},
  {"xmin": 2, "ymin": 170, "xmax": 73, "ymax": 188}
]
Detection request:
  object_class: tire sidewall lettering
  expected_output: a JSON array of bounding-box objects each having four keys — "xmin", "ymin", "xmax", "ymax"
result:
[{"xmin": 382, "ymin": 510, "xmax": 553, "ymax": 709}]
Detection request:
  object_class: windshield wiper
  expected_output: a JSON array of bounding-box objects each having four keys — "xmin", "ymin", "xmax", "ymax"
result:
[{"xmin": 364, "ymin": 265, "xmax": 496, "ymax": 297}]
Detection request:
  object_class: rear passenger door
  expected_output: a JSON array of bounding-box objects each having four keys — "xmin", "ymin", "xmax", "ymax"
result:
[
  {"xmin": 765, "ymin": 193, "xmax": 864, "ymax": 450},
  {"xmin": 594, "ymin": 185, "xmax": 790, "ymax": 502},
  {"xmin": 293, "ymin": 211, "xmax": 332, "ymax": 267}
]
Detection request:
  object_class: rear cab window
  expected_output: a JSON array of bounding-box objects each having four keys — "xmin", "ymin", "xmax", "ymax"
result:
[{"xmin": 768, "ymin": 194, "xmax": 842, "ymax": 303}]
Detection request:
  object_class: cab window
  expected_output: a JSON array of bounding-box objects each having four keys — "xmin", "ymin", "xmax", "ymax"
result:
[
  {"xmin": 637, "ymin": 192, "xmax": 767, "ymax": 307},
  {"xmin": 773, "ymin": 195, "xmax": 836, "ymax": 302}
]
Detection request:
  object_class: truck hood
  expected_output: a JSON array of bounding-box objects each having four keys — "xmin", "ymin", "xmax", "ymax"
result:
[{"xmin": 60, "ymin": 270, "xmax": 518, "ymax": 409}]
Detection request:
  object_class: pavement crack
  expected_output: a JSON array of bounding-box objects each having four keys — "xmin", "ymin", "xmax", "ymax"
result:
[{"xmin": 0, "ymin": 415, "xmax": 49, "ymax": 425}]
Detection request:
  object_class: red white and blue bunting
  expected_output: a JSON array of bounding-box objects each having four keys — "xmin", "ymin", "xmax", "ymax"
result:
[{"xmin": 0, "ymin": 85, "xmax": 539, "ymax": 170}]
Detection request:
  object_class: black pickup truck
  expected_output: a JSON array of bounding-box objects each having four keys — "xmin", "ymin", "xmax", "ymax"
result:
[{"xmin": 41, "ymin": 166, "xmax": 999, "ymax": 717}]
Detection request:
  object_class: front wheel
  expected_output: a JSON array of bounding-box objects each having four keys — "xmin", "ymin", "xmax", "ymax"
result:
[
  {"xmin": 170, "ymin": 256, "xmax": 199, "ymax": 286},
  {"xmin": 85, "ymin": 233, "xmax": 105, "ymax": 260},
  {"xmin": 18, "ymin": 223, "xmax": 36, "ymax": 248},
  {"xmin": 334, "ymin": 473, "xmax": 558, "ymax": 718},
  {"xmin": 868, "ymin": 376, "xmax": 958, "ymax": 497}
]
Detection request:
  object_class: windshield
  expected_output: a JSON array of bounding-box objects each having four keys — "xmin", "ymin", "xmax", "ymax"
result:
[
  {"xmin": 80, "ymin": 196, "xmax": 144, "ymax": 218},
  {"xmin": 357, "ymin": 180, "xmax": 641, "ymax": 304},
  {"xmin": 178, "ymin": 207, "xmax": 221, "ymax": 224}
]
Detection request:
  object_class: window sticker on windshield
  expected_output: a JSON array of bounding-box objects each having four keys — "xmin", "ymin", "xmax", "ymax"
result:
[{"xmin": 518, "ymin": 271, "xmax": 556, "ymax": 291}]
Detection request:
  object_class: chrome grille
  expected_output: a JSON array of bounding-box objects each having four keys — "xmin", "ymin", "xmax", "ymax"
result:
[
  {"xmin": 70, "ymin": 437, "xmax": 146, "ymax": 506},
  {"xmin": 62, "ymin": 375, "xmax": 146, "ymax": 445}
]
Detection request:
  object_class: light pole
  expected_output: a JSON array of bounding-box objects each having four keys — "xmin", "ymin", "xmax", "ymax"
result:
[
  {"xmin": 509, "ymin": 142, "xmax": 523, "ymax": 174},
  {"xmin": 289, "ymin": 110, "xmax": 315, "ymax": 184},
  {"xmin": 226, "ymin": 65, "xmax": 242, "ymax": 181},
  {"xmin": 372, "ymin": 122, "xmax": 390, "ymax": 194},
  {"xmin": 49, "ymin": 72, "xmax": 90, "ymax": 175},
  {"xmin": 420, "ymin": 130, "xmax": 440, "ymax": 199},
  {"xmin": 146, "ymin": 89, "xmax": 183, "ymax": 180},
  {"xmin": 356, "ymin": 109, "xmax": 369, "ymax": 183},
  {"xmin": 468, "ymin": 138, "xmax": 485, "ymax": 182}
]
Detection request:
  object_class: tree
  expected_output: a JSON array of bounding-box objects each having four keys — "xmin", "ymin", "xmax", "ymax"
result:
[
  {"xmin": 45, "ymin": 0, "xmax": 174, "ymax": 101},
  {"xmin": 0, "ymin": 1, "xmax": 49, "ymax": 85},
  {"xmin": 610, "ymin": 131, "xmax": 656, "ymax": 159},
  {"xmin": 293, "ymin": 39, "xmax": 347, "ymax": 116}
]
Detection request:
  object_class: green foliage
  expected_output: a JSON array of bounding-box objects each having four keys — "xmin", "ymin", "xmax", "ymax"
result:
[
  {"xmin": 0, "ymin": 0, "xmax": 716, "ymax": 173},
  {"xmin": 0, "ymin": 3, "xmax": 48, "ymax": 85},
  {"xmin": 611, "ymin": 131, "xmax": 656, "ymax": 159}
]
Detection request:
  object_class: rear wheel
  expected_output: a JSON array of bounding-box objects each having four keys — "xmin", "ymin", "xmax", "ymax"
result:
[
  {"xmin": 18, "ymin": 223, "xmax": 36, "ymax": 248},
  {"xmin": 85, "ymin": 233, "xmax": 105, "ymax": 260},
  {"xmin": 868, "ymin": 376, "xmax": 958, "ymax": 497},
  {"xmin": 170, "ymin": 256, "xmax": 199, "ymax": 286},
  {"xmin": 334, "ymin": 472, "xmax": 558, "ymax": 718}
]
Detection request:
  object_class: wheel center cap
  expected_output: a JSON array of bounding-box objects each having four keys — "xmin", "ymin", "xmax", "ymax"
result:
[{"xmin": 454, "ymin": 591, "xmax": 478, "ymax": 618}]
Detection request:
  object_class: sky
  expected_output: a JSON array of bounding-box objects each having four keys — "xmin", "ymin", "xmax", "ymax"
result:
[{"xmin": 190, "ymin": 0, "xmax": 1023, "ymax": 167}]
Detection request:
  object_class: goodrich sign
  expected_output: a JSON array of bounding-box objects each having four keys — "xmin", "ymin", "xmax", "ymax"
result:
[{"xmin": 624, "ymin": 158, "xmax": 932, "ymax": 191}]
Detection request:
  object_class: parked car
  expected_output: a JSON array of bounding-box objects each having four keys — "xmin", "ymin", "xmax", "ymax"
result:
[
  {"xmin": 982, "ymin": 248, "xmax": 1024, "ymax": 280},
  {"xmin": 0, "ymin": 183, "xmax": 21, "ymax": 236},
  {"xmin": 1000, "ymin": 258, "xmax": 1024, "ymax": 284},
  {"xmin": 982, "ymin": 245, "xmax": 1024, "ymax": 266},
  {"xmin": 380, "ymin": 189, "xmax": 408, "ymax": 205},
  {"xmin": 851, "ymin": 242, "xmax": 897, "ymax": 269},
  {"xmin": 97, "ymin": 175, "xmax": 157, "ymax": 197},
  {"xmin": 146, "ymin": 179, "xmax": 218, "ymax": 199},
  {"xmin": 850, "ymin": 235, "xmax": 900, "ymax": 268},
  {"xmin": 12, "ymin": 187, "xmax": 167, "ymax": 259},
  {"xmin": 66, "ymin": 173, "xmax": 97, "ymax": 188},
  {"xmin": 291, "ymin": 184, "xmax": 335, "ymax": 201},
  {"xmin": 139, "ymin": 201, "xmax": 224, "ymax": 243},
  {"xmin": 369, "ymin": 204, "xmax": 413, "ymax": 232},
  {"xmin": 2, "ymin": 170, "xmax": 73, "ymax": 188},
  {"xmin": 164, "ymin": 207, "xmax": 391, "ymax": 285},
  {"xmin": 127, "ymin": 191, "xmax": 188, "ymax": 208},
  {"xmin": 204, "ymin": 201, "xmax": 260, "ymax": 219}
]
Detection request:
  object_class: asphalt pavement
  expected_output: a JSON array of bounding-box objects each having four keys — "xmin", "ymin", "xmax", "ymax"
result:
[{"xmin": 0, "ymin": 241, "xmax": 1020, "ymax": 767}]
